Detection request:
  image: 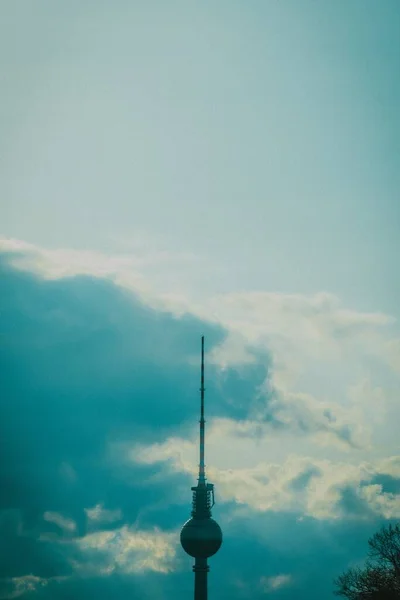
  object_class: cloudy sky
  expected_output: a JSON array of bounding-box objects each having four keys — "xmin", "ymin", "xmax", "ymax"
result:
[{"xmin": 1, "ymin": 1, "xmax": 399, "ymax": 598}]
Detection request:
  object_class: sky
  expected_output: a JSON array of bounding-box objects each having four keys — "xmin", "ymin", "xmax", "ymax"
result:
[{"xmin": 0, "ymin": 1, "xmax": 399, "ymax": 598}]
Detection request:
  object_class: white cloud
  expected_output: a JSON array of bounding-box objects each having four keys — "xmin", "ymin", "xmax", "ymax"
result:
[
  {"xmin": 43, "ymin": 511, "xmax": 76, "ymax": 533},
  {"xmin": 0, "ymin": 575, "xmax": 48, "ymax": 599},
  {"xmin": 358, "ymin": 485, "xmax": 400, "ymax": 519},
  {"xmin": 75, "ymin": 524, "xmax": 178, "ymax": 575},
  {"xmin": 131, "ymin": 431, "xmax": 400, "ymax": 521},
  {"xmin": 0, "ymin": 235, "xmax": 204, "ymax": 308},
  {"xmin": 199, "ymin": 291, "xmax": 399, "ymax": 399},
  {"xmin": 131, "ymin": 437, "xmax": 197, "ymax": 476},
  {"xmin": 206, "ymin": 331, "xmax": 260, "ymax": 368},
  {"xmin": 377, "ymin": 456, "xmax": 400, "ymax": 478},
  {"xmin": 198, "ymin": 290, "xmax": 400, "ymax": 455},
  {"xmin": 260, "ymin": 573, "xmax": 292, "ymax": 592},
  {"xmin": 84, "ymin": 504, "xmax": 122, "ymax": 526}
]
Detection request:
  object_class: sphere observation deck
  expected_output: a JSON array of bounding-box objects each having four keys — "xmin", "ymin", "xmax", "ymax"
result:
[{"xmin": 180, "ymin": 517, "xmax": 223, "ymax": 558}]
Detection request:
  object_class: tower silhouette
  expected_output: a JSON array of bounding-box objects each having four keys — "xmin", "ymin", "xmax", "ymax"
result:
[{"xmin": 180, "ymin": 336, "xmax": 223, "ymax": 600}]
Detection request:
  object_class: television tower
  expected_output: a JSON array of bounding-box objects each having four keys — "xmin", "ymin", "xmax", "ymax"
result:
[{"xmin": 180, "ymin": 336, "xmax": 223, "ymax": 600}]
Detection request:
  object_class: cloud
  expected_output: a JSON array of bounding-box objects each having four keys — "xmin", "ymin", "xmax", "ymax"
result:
[
  {"xmin": 43, "ymin": 512, "xmax": 76, "ymax": 534},
  {"xmin": 201, "ymin": 290, "xmax": 400, "ymax": 398},
  {"xmin": 74, "ymin": 524, "xmax": 178, "ymax": 575},
  {"xmin": 198, "ymin": 291, "xmax": 395, "ymax": 364},
  {"xmin": 265, "ymin": 389, "xmax": 368, "ymax": 450},
  {"xmin": 132, "ymin": 434, "xmax": 400, "ymax": 521},
  {"xmin": 5, "ymin": 235, "xmax": 398, "ymax": 460},
  {"xmin": 1, "ymin": 243, "xmax": 400, "ymax": 600},
  {"xmin": 0, "ymin": 575, "xmax": 49, "ymax": 599},
  {"xmin": 357, "ymin": 485, "xmax": 400, "ymax": 520},
  {"xmin": 84, "ymin": 504, "xmax": 123, "ymax": 527},
  {"xmin": 260, "ymin": 573, "xmax": 292, "ymax": 592},
  {"xmin": 0, "ymin": 235, "xmax": 207, "ymax": 311},
  {"xmin": 0, "ymin": 250, "xmax": 272, "ymax": 597}
]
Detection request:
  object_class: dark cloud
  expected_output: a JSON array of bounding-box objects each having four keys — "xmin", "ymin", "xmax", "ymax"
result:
[
  {"xmin": 0, "ymin": 255, "xmax": 270, "ymax": 597},
  {"xmin": 213, "ymin": 512, "xmax": 388, "ymax": 600},
  {"xmin": 208, "ymin": 360, "xmax": 270, "ymax": 423},
  {"xmin": 336, "ymin": 485, "xmax": 377, "ymax": 520},
  {"xmin": 370, "ymin": 474, "xmax": 400, "ymax": 495},
  {"xmin": 0, "ymin": 510, "xmax": 73, "ymax": 584},
  {"xmin": 0, "ymin": 257, "xmax": 231, "ymax": 510}
]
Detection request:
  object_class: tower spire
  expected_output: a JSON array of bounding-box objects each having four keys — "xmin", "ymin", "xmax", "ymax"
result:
[{"xmin": 199, "ymin": 335, "xmax": 206, "ymax": 485}]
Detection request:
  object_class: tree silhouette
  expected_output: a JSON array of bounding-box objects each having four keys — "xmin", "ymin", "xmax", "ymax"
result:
[{"xmin": 334, "ymin": 523, "xmax": 400, "ymax": 599}]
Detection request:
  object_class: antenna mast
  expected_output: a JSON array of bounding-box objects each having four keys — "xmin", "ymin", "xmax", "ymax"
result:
[{"xmin": 199, "ymin": 335, "xmax": 206, "ymax": 485}]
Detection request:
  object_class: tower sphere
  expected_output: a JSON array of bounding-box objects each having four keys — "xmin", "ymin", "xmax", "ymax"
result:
[{"xmin": 180, "ymin": 517, "xmax": 223, "ymax": 558}]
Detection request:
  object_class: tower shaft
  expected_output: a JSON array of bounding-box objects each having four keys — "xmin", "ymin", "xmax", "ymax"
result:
[{"xmin": 193, "ymin": 557, "xmax": 209, "ymax": 600}]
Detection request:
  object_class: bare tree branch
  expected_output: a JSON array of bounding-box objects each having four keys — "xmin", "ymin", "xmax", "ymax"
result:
[{"xmin": 334, "ymin": 523, "xmax": 400, "ymax": 599}]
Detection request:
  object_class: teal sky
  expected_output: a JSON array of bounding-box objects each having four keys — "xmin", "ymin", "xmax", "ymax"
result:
[
  {"xmin": 1, "ymin": 0, "xmax": 399, "ymax": 314},
  {"xmin": 1, "ymin": 2, "xmax": 400, "ymax": 600}
]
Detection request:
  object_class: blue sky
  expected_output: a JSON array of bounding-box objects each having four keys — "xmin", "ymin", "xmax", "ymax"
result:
[{"xmin": 1, "ymin": 1, "xmax": 399, "ymax": 599}]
